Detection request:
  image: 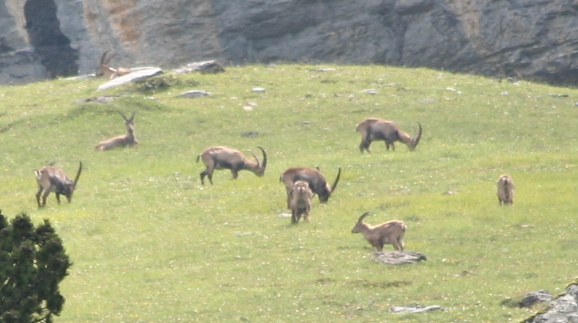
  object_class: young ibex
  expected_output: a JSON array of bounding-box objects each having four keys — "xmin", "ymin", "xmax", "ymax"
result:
[
  {"xmin": 497, "ymin": 174, "xmax": 515, "ymax": 206},
  {"xmin": 34, "ymin": 162, "xmax": 83, "ymax": 208},
  {"xmin": 356, "ymin": 118, "xmax": 422, "ymax": 153},
  {"xmin": 95, "ymin": 111, "xmax": 138, "ymax": 151},
  {"xmin": 196, "ymin": 146, "xmax": 267, "ymax": 185},
  {"xmin": 351, "ymin": 212, "xmax": 406, "ymax": 252},
  {"xmin": 96, "ymin": 50, "xmax": 132, "ymax": 79},
  {"xmin": 289, "ymin": 180, "xmax": 314, "ymax": 224},
  {"xmin": 280, "ymin": 166, "xmax": 341, "ymax": 207}
]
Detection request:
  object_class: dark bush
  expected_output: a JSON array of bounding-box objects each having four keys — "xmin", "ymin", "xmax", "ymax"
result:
[{"xmin": 0, "ymin": 210, "xmax": 71, "ymax": 323}]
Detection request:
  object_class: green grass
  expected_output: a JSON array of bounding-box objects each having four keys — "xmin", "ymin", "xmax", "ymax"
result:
[{"xmin": 1, "ymin": 64, "xmax": 577, "ymax": 322}]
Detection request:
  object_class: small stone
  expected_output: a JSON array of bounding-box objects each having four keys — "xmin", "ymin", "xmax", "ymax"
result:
[{"xmin": 180, "ymin": 90, "xmax": 210, "ymax": 98}]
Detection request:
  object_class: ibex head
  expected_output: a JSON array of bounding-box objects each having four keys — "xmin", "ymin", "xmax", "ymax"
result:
[
  {"xmin": 118, "ymin": 111, "xmax": 136, "ymax": 127},
  {"xmin": 351, "ymin": 212, "xmax": 372, "ymax": 233},
  {"xmin": 250, "ymin": 146, "xmax": 268, "ymax": 176},
  {"xmin": 319, "ymin": 167, "xmax": 341, "ymax": 203}
]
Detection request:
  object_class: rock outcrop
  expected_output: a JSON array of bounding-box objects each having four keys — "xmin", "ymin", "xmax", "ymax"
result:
[
  {"xmin": 2, "ymin": 0, "xmax": 578, "ymax": 85},
  {"xmin": 523, "ymin": 283, "xmax": 578, "ymax": 323}
]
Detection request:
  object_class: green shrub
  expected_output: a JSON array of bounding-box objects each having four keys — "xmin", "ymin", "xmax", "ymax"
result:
[{"xmin": 0, "ymin": 211, "xmax": 71, "ymax": 323}]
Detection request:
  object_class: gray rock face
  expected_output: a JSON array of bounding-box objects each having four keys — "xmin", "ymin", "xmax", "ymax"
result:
[
  {"xmin": 524, "ymin": 283, "xmax": 578, "ymax": 323},
  {"xmin": 2, "ymin": 0, "xmax": 578, "ymax": 85}
]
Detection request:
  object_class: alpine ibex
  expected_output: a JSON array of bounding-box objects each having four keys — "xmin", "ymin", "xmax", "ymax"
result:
[
  {"xmin": 356, "ymin": 118, "xmax": 422, "ymax": 152},
  {"xmin": 196, "ymin": 146, "xmax": 267, "ymax": 185},
  {"xmin": 96, "ymin": 50, "xmax": 132, "ymax": 79},
  {"xmin": 289, "ymin": 181, "xmax": 313, "ymax": 224},
  {"xmin": 280, "ymin": 167, "xmax": 341, "ymax": 207},
  {"xmin": 34, "ymin": 162, "xmax": 83, "ymax": 208},
  {"xmin": 497, "ymin": 174, "xmax": 515, "ymax": 206},
  {"xmin": 95, "ymin": 111, "xmax": 138, "ymax": 151},
  {"xmin": 351, "ymin": 212, "xmax": 406, "ymax": 252}
]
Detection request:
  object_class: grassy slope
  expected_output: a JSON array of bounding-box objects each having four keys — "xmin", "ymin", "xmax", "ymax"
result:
[{"xmin": 1, "ymin": 65, "xmax": 577, "ymax": 322}]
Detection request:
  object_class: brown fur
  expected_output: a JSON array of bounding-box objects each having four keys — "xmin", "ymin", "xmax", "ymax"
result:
[
  {"xmin": 351, "ymin": 212, "xmax": 406, "ymax": 252},
  {"xmin": 289, "ymin": 181, "xmax": 313, "ymax": 224},
  {"xmin": 96, "ymin": 50, "xmax": 132, "ymax": 79},
  {"xmin": 95, "ymin": 111, "xmax": 138, "ymax": 151},
  {"xmin": 196, "ymin": 146, "xmax": 267, "ymax": 185},
  {"xmin": 497, "ymin": 174, "xmax": 515, "ymax": 205},
  {"xmin": 34, "ymin": 162, "xmax": 82, "ymax": 208},
  {"xmin": 280, "ymin": 167, "xmax": 341, "ymax": 207},
  {"xmin": 356, "ymin": 118, "xmax": 422, "ymax": 153}
]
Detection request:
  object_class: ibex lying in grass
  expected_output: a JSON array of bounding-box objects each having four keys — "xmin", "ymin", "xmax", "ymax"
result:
[
  {"xmin": 289, "ymin": 181, "xmax": 314, "ymax": 224},
  {"xmin": 280, "ymin": 167, "xmax": 341, "ymax": 207},
  {"xmin": 96, "ymin": 50, "xmax": 132, "ymax": 79},
  {"xmin": 356, "ymin": 118, "xmax": 422, "ymax": 152},
  {"xmin": 497, "ymin": 174, "xmax": 515, "ymax": 206},
  {"xmin": 351, "ymin": 212, "xmax": 406, "ymax": 252},
  {"xmin": 34, "ymin": 162, "xmax": 83, "ymax": 208},
  {"xmin": 196, "ymin": 146, "xmax": 267, "ymax": 185},
  {"xmin": 95, "ymin": 111, "xmax": 138, "ymax": 151}
]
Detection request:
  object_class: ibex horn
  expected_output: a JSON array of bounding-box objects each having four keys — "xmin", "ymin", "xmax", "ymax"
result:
[
  {"xmin": 357, "ymin": 212, "xmax": 372, "ymax": 222},
  {"xmin": 410, "ymin": 122, "xmax": 422, "ymax": 150},
  {"xmin": 73, "ymin": 161, "xmax": 83, "ymax": 189},
  {"xmin": 257, "ymin": 146, "xmax": 267, "ymax": 170},
  {"xmin": 330, "ymin": 167, "xmax": 341, "ymax": 193}
]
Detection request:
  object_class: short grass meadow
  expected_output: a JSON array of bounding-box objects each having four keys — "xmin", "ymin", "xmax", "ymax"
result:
[{"xmin": 1, "ymin": 64, "xmax": 577, "ymax": 322}]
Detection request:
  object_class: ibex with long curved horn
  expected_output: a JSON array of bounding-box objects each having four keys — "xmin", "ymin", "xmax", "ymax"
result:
[
  {"xmin": 497, "ymin": 174, "xmax": 515, "ymax": 206},
  {"xmin": 351, "ymin": 212, "xmax": 406, "ymax": 252},
  {"xmin": 356, "ymin": 118, "xmax": 422, "ymax": 153},
  {"xmin": 34, "ymin": 162, "xmax": 83, "ymax": 208},
  {"xmin": 280, "ymin": 167, "xmax": 341, "ymax": 207},
  {"xmin": 95, "ymin": 111, "xmax": 138, "ymax": 151},
  {"xmin": 96, "ymin": 50, "xmax": 132, "ymax": 79},
  {"xmin": 196, "ymin": 146, "xmax": 267, "ymax": 185}
]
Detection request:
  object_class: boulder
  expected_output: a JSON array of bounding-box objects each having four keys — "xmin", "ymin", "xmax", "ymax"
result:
[
  {"xmin": 173, "ymin": 60, "xmax": 225, "ymax": 74},
  {"xmin": 519, "ymin": 290, "xmax": 553, "ymax": 308},
  {"xmin": 373, "ymin": 251, "xmax": 427, "ymax": 265},
  {"xmin": 523, "ymin": 283, "xmax": 578, "ymax": 323},
  {"xmin": 97, "ymin": 67, "xmax": 163, "ymax": 91}
]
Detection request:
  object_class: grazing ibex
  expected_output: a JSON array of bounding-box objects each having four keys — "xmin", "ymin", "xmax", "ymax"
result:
[
  {"xmin": 95, "ymin": 111, "xmax": 138, "ymax": 151},
  {"xmin": 280, "ymin": 167, "xmax": 341, "ymax": 207},
  {"xmin": 34, "ymin": 162, "xmax": 83, "ymax": 208},
  {"xmin": 497, "ymin": 174, "xmax": 515, "ymax": 206},
  {"xmin": 96, "ymin": 50, "xmax": 132, "ymax": 79},
  {"xmin": 196, "ymin": 146, "xmax": 267, "ymax": 185},
  {"xmin": 351, "ymin": 212, "xmax": 406, "ymax": 252},
  {"xmin": 356, "ymin": 118, "xmax": 422, "ymax": 152},
  {"xmin": 289, "ymin": 181, "xmax": 314, "ymax": 224}
]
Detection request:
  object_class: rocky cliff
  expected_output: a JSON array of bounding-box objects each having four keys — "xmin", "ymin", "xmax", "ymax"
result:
[{"xmin": 1, "ymin": 0, "xmax": 578, "ymax": 85}]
